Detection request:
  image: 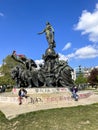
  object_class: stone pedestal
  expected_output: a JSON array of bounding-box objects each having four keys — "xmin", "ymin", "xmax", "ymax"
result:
[{"xmin": 0, "ymin": 88, "xmax": 93, "ymax": 104}]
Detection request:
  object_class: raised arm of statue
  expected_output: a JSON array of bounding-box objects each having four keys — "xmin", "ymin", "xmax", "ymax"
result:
[
  {"xmin": 11, "ymin": 50, "xmax": 27, "ymax": 65},
  {"xmin": 38, "ymin": 29, "xmax": 45, "ymax": 35}
]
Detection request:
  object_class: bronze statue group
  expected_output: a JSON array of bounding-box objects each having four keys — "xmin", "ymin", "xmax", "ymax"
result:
[{"xmin": 11, "ymin": 22, "xmax": 74, "ymax": 88}]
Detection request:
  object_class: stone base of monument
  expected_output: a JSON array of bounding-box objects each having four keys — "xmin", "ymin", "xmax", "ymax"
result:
[{"xmin": 0, "ymin": 88, "xmax": 93, "ymax": 105}]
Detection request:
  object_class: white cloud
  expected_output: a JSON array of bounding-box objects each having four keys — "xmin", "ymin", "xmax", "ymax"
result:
[
  {"xmin": 76, "ymin": 45, "xmax": 98, "ymax": 58},
  {"xmin": 74, "ymin": 3, "xmax": 98, "ymax": 43},
  {"xmin": 0, "ymin": 12, "xmax": 4, "ymax": 17},
  {"xmin": 58, "ymin": 53, "xmax": 68, "ymax": 61},
  {"xmin": 62, "ymin": 42, "xmax": 71, "ymax": 51},
  {"xmin": 67, "ymin": 53, "xmax": 75, "ymax": 59},
  {"xmin": 35, "ymin": 59, "xmax": 44, "ymax": 69},
  {"xmin": 67, "ymin": 45, "xmax": 98, "ymax": 59},
  {"xmin": 35, "ymin": 59, "xmax": 44, "ymax": 64}
]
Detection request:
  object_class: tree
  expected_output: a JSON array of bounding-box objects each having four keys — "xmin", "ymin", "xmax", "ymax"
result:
[
  {"xmin": 75, "ymin": 74, "xmax": 88, "ymax": 90},
  {"xmin": 0, "ymin": 75, "xmax": 15, "ymax": 86},
  {"xmin": 0, "ymin": 55, "xmax": 20, "ymax": 86},
  {"xmin": 1, "ymin": 55, "xmax": 19, "ymax": 74},
  {"xmin": 87, "ymin": 68, "xmax": 98, "ymax": 87},
  {"xmin": 75, "ymin": 74, "xmax": 87, "ymax": 85}
]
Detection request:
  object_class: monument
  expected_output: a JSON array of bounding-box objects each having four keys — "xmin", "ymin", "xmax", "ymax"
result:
[
  {"xmin": 0, "ymin": 22, "xmax": 93, "ymax": 116},
  {"xmin": 11, "ymin": 22, "xmax": 74, "ymax": 88}
]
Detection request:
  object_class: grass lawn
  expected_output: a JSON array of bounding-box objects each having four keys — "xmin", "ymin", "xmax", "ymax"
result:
[{"xmin": 0, "ymin": 103, "xmax": 98, "ymax": 130}]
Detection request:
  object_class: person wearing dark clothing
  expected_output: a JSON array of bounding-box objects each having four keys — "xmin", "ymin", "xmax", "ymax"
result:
[
  {"xmin": 18, "ymin": 88, "xmax": 27, "ymax": 105},
  {"xmin": 71, "ymin": 86, "xmax": 78, "ymax": 101},
  {"xmin": 0, "ymin": 85, "xmax": 5, "ymax": 93}
]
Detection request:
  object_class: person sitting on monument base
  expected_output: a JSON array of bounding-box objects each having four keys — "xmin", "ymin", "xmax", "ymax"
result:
[
  {"xmin": 18, "ymin": 87, "xmax": 28, "ymax": 105},
  {"xmin": 71, "ymin": 85, "xmax": 78, "ymax": 101}
]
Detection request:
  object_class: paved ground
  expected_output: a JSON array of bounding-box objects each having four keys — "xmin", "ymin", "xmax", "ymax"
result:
[{"xmin": 0, "ymin": 91, "xmax": 98, "ymax": 120}]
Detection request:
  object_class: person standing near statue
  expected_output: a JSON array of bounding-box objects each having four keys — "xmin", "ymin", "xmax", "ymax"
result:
[{"xmin": 38, "ymin": 22, "xmax": 56, "ymax": 48}]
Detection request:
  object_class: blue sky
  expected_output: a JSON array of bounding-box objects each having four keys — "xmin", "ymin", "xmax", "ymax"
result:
[{"xmin": 0, "ymin": 0, "xmax": 98, "ymax": 68}]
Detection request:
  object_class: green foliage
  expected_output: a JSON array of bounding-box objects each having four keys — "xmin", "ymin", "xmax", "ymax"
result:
[
  {"xmin": 0, "ymin": 74, "xmax": 15, "ymax": 86},
  {"xmin": 1, "ymin": 55, "xmax": 19, "ymax": 74},
  {"xmin": 0, "ymin": 55, "xmax": 18, "ymax": 85},
  {"xmin": 75, "ymin": 74, "xmax": 87, "ymax": 85}
]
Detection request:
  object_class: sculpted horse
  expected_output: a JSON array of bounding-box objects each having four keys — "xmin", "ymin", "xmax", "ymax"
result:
[
  {"xmin": 11, "ymin": 65, "xmax": 39, "ymax": 88},
  {"xmin": 11, "ymin": 66, "xmax": 22, "ymax": 88}
]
